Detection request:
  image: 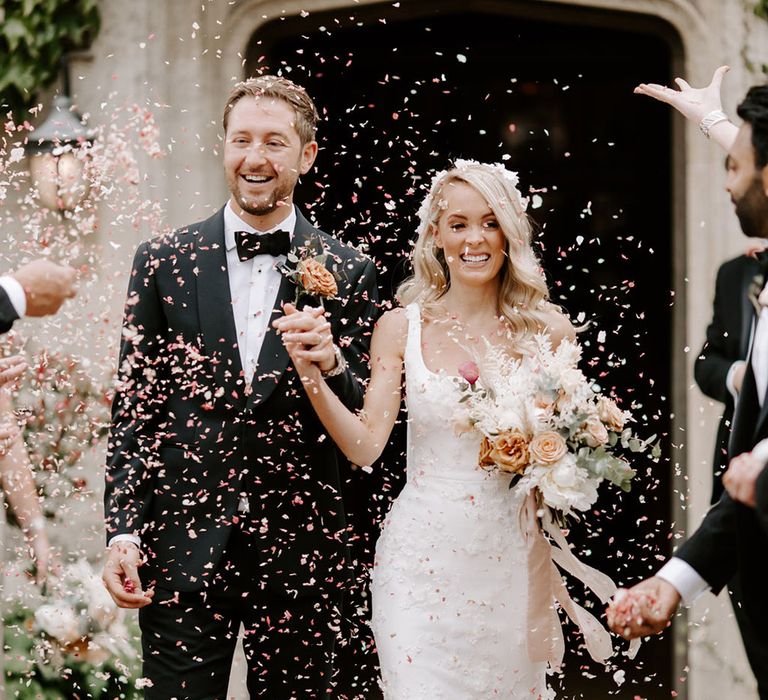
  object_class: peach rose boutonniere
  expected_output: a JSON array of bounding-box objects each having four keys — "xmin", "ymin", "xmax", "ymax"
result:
[{"xmin": 279, "ymin": 243, "xmax": 339, "ymax": 305}]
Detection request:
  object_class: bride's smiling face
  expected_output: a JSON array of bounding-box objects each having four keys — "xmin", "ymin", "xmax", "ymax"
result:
[{"xmin": 433, "ymin": 180, "xmax": 507, "ymax": 289}]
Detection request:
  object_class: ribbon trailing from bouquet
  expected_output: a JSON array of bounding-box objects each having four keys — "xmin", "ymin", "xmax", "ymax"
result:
[{"xmin": 520, "ymin": 491, "xmax": 641, "ymax": 669}]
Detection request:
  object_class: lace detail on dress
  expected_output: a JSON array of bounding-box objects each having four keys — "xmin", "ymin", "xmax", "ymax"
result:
[{"xmin": 370, "ymin": 303, "xmax": 553, "ymax": 699}]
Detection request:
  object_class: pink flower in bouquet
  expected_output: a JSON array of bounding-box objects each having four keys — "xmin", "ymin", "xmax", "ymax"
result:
[{"xmin": 458, "ymin": 360, "xmax": 480, "ymax": 386}]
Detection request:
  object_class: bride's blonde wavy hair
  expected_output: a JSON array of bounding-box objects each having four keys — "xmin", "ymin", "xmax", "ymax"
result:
[{"xmin": 397, "ymin": 160, "xmax": 552, "ymax": 338}]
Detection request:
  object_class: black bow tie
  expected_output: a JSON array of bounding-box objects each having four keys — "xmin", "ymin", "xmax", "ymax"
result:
[{"xmin": 235, "ymin": 229, "xmax": 291, "ymax": 261}]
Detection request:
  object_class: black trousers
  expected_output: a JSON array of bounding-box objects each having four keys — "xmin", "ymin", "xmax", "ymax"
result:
[
  {"xmin": 139, "ymin": 521, "xmax": 342, "ymax": 699},
  {"xmin": 729, "ymin": 577, "xmax": 768, "ymax": 699}
]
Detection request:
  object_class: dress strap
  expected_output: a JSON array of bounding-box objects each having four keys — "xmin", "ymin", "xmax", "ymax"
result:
[{"xmin": 403, "ymin": 303, "xmax": 424, "ymax": 375}]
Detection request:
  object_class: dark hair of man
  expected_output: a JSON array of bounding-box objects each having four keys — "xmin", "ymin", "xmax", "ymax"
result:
[
  {"xmin": 222, "ymin": 74, "xmax": 319, "ymax": 146},
  {"xmin": 737, "ymin": 85, "xmax": 768, "ymax": 168}
]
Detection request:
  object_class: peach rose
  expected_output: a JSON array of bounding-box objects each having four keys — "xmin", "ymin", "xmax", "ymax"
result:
[
  {"xmin": 298, "ymin": 258, "xmax": 337, "ymax": 297},
  {"xmin": 581, "ymin": 416, "xmax": 609, "ymax": 447},
  {"xmin": 529, "ymin": 431, "xmax": 568, "ymax": 465},
  {"xmin": 479, "ymin": 435, "xmax": 495, "ymax": 468},
  {"xmin": 479, "ymin": 430, "xmax": 530, "ymax": 474},
  {"xmin": 597, "ymin": 396, "xmax": 625, "ymax": 432}
]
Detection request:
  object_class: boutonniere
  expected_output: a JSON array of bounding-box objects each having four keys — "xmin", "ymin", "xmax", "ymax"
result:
[
  {"xmin": 748, "ymin": 273, "xmax": 766, "ymax": 315},
  {"xmin": 278, "ymin": 241, "xmax": 339, "ymax": 305}
]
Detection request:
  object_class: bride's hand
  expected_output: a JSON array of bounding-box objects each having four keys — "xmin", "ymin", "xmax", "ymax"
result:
[
  {"xmin": 274, "ymin": 304, "xmax": 330, "ymax": 384},
  {"xmin": 634, "ymin": 65, "xmax": 729, "ymax": 124}
]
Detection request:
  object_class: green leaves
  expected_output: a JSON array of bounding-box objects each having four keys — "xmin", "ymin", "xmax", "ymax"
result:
[
  {"xmin": 0, "ymin": 0, "xmax": 101, "ymax": 120},
  {"xmin": 576, "ymin": 445, "xmax": 636, "ymax": 493}
]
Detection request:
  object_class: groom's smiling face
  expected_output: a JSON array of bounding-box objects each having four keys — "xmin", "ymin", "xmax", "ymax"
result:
[{"xmin": 224, "ymin": 96, "xmax": 317, "ymax": 227}]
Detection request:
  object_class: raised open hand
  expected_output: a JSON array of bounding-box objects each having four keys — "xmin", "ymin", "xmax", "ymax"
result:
[{"xmin": 635, "ymin": 65, "xmax": 729, "ymax": 123}]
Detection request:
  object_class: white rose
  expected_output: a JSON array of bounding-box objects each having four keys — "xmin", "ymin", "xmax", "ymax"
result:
[
  {"xmin": 35, "ymin": 603, "xmax": 83, "ymax": 645},
  {"xmin": 534, "ymin": 454, "xmax": 600, "ymax": 514},
  {"xmin": 497, "ymin": 407, "xmax": 528, "ymax": 433},
  {"xmin": 557, "ymin": 368, "xmax": 586, "ymax": 396}
]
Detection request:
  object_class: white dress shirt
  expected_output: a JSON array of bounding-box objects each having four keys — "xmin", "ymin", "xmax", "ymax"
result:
[
  {"xmin": 223, "ymin": 203, "xmax": 295, "ymax": 384},
  {"xmin": 109, "ymin": 203, "xmax": 296, "ymax": 550},
  {"xmin": 0, "ymin": 276, "xmax": 26, "ymax": 317},
  {"xmin": 659, "ymin": 307, "xmax": 768, "ymax": 603}
]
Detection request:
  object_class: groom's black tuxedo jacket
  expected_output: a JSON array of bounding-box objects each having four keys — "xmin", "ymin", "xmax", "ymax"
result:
[
  {"xmin": 104, "ymin": 207, "xmax": 378, "ymax": 596},
  {"xmin": 0, "ymin": 286, "xmax": 19, "ymax": 334},
  {"xmin": 677, "ymin": 263, "xmax": 768, "ymax": 690},
  {"xmin": 694, "ymin": 254, "xmax": 761, "ymax": 503}
]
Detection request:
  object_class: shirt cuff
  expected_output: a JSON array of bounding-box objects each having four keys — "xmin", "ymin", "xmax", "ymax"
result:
[
  {"xmin": 751, "ymin": 438, "xmax": 768, "ymax": 465},
  {"xmin": 108, "ymin": 534, "xmax": 142, "ymax": 549},
  {"xmin": 657, "ymin": 557, "xmax": 710, "ymax": 605},
  {"xmin": 0, "ymin": 276, "xmax": 26, "ymax": 318},
  {"xmin": 726, "ymin": 361, "xmax": 747, "ymax": 401}
]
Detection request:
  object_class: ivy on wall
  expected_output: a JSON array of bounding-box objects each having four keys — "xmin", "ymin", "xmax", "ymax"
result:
[
  {"xmin": 0, "ymin": 0, "xmax": 100, "ymax": 120},
  {"xmin": 756, "ymin": 0, "xmax": 768, "ymax": 20}
]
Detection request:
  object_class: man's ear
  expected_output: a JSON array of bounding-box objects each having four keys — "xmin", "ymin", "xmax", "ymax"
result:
[{"xmin": 300, "ymin": 141, "xmax": 319, "ymax": 175}]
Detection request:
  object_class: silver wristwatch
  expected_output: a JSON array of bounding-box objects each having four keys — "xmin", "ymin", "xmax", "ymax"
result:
[{"xmin": 321, "ymin": 344, "xmax": 347, "ymax": 378}]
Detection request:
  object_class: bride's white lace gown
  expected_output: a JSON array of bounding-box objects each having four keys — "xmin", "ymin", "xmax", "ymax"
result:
[{"xmin": 370, "ymin": 304, "xmax": 551, "ymax": 699}]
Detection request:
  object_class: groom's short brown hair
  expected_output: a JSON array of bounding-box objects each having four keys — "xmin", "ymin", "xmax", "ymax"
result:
[{"xmin": 222, "ymin": 75, "xmax": 319, "ymax": 145}]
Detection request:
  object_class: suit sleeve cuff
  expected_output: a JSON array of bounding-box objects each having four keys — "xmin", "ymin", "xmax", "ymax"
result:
[
  {"xmin": 657, "ymin": 558, "xmax": 710, "ymax": 605},
  {"xmin": 726, "ymin": 361, "xmax": 746, "ymax": 401},
  {"xmin": 0, "ymin": 276, "xmax": 26, "ymax": 318},
  {"xmin": 750, "ymin": 438, "xmax": 768, "ymax": 465},
  {"xmin": 108, "ymin": 534, "xmax": 142, "ymax": 549}
]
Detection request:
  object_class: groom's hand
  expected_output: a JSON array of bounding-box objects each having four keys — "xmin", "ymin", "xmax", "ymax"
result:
[
  {"xmin": 723, "ymin": 452, "xmax": 764, "ymax": 508},
  {"xmin": 273, "ymin": 303, "xmax": 336, "ymax": 371},
  {"xmin": 606, "ymin": 576, "xmax": 680, "ymax": 639},
  {"xmin": 102, "ymin": 541, "xmax": 153, "ymax": 608}
]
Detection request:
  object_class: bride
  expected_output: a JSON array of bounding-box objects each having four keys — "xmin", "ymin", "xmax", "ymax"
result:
[{"xmin": 279, "ymin": 160, "xmax": 573, "ymax": 697}]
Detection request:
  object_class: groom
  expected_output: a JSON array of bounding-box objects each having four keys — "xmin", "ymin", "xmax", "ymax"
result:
[
  {"xmin": 102, "ymin": 75, "xmax": 378, "ymax": 698},
  {"xmin": 610, "ymin": 76, "xmax": 768, "ymax": 696}
]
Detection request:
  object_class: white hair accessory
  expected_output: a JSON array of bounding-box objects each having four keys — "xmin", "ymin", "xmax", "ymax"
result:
[{"xmin": 415, "ymin": 159, "xmax": 529, "ymax": 231}]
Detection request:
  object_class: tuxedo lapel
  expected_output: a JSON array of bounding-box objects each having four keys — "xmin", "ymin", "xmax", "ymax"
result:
[
  {"xmin": 246, "ymin": 210, "xmax": 319, "ymax": 409},
  {"xmin": 195, "ymin": 208, "xmax": 246, "ymax": 404},
  {"xmin": 731, "ymin": 360, "xmax": 760, "ymax": 457},
  {"xmin": 740, "ymin": 260, "xmax": 760, "ymax": 358}
]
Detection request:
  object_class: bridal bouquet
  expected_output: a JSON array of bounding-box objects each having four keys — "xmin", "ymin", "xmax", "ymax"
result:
[{"xmin": 454, "ymin": 334, "xmax": 655, "ymax": 519}]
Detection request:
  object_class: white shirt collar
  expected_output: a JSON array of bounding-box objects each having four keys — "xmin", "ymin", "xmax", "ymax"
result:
[{"xmin": 223, "ymin": 202, "xmax": 297, "ymax": 252}]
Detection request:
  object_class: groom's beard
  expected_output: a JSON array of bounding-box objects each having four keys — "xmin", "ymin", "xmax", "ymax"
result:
[
  {"xmin": 734, "ymin": 176, "xmax": 768, "ymax": 239},
  {"xmin": 231, "ymin": 183, "xmax": 295, "ymax": 217},
  {"xmin": 228, "ymin": 169, "xmax": 299, "ymax": 217}
]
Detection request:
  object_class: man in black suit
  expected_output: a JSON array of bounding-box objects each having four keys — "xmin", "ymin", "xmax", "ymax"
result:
[
  {"xmin": 611, "ymin": 71, "xmax": 768, "ymax": 697},
  {"xmin": 695, "ymin": 250, "xmax": 764, "ymax": 503},
  {"xmin": 0, "ymin": 258, "xmax": 77, "ymax": 334},
  {"xmin": 101, "ymin": 75, "xmax": 378, "ymax": 699}
]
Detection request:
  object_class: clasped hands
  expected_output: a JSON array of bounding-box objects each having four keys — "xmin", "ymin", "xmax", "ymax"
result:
[
  {"xmin": 272, "ymin": 303, "xmax": 338, "ymax": 380},
  {"xmin": 606, "ymin": 447, "xmax": 766, "ymax": 640}
]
